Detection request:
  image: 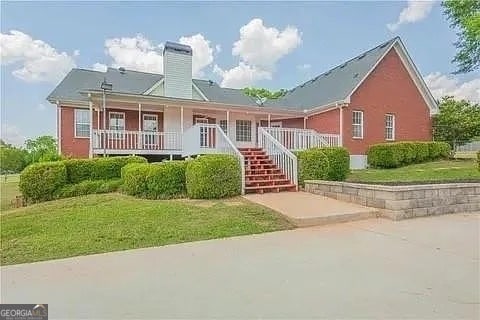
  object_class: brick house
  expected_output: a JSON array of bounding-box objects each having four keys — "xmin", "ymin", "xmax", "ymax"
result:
[{"xmin": 47, "ymin": 37, "xmax": 437, "ymax": 193}]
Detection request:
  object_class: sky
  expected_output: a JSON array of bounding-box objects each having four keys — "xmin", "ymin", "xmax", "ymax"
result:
[{"xmin": 1, "ymin": 1, "xmax": 479, "ymax": 146}]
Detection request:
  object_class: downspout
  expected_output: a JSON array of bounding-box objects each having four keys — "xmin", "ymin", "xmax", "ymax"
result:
[
  {"xmin": 88, "ymin": 96, "xmax": 93, "ymax": 158},
  {"xmin": 338, "ymin": 102, "xmax": 343, "ymax": 147},
  {"xmin": 56, "ymin": 100, "xmax": 61, "ymax": 155}
]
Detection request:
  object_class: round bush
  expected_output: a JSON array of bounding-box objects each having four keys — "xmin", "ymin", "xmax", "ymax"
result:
[
  {"xmin": 321, "ymin": 147, "xmax": 350, "ymax": 180},
  {"xmin": 19, "ymin": 161, "xmax": 67, "ymax": 203},
  {"xmin": 186, "ymin": 155, "xmax": 241, "ymax": 199},
  {"xmin": 295, "ymin": 148, "xmax": 329, "ymax": 186},
  {"xmin": 122, "ymin": 161, "xmax": 187, "ymax": 199}
]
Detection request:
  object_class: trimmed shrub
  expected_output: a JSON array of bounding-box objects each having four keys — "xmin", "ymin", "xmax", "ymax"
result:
[
  {"xmin": 368, "ymin": 141, "xmax": 451, "ymax": 168},
  {"xmin": 55, "ymin": 179, "xmax": 122, "ymax": 199},
  {"xmin": 321, "ymin": 147, "xmax": 350, "ymax": 180},
  {"xmin": 295, "ymin": 148, "xmax": 329, "ymax": 186},
  {"xmin": 186, "ymin": 155, "xmax": 241, "ymax": 199},
  {"xmin": 64, "ymin": 156, "xmax": 147, "ymax": 183},
  {"xmin": 122, "ymin": 161, "xmax": 187, "ymax": 199},
  {"xmin": 19, "ymin": 161, "xmax": 67, "ymax": 202}
]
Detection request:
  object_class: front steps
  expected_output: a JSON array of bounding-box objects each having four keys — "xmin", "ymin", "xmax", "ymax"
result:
[{"xmin": 239, "ymin": 147, "xmax": 296, "ymax": 194}]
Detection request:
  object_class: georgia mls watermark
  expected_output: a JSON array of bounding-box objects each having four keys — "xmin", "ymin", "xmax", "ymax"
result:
[{"xmin": 0, "ymin": 304, "xmax": 48, "ymax": 320}]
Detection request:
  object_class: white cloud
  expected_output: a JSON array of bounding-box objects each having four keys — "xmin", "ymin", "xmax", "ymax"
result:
[
  {"xmin": 179, "ymin": 34, "xmax": 214, "ymax": 77},
  {"xmin": 424, "ymin": 72, "xmax": 480, "ymax": 103},
  {"xmin": 297, "ymin": 63, "xmax": 311, "ymax": 71},
  {"xmin": 232, "ymin": 18, "xmax": 302, "ymax": 69},
  {"xmin": 1, "ymin": 123, "xmax": 25, "ymax": 146},
  {"xmin": 99, "ymin": 33, "xmax": 215, "ymax": 77},
  {"xmin": 0, "ymin": 30, "xmax": 77, "ymax": 83},
  {"xmin": 214, "ymin": 63, "xmax": 272, "ymax": 88},
  {"xmin": 387, "ymin": 1, "xmax": 436, "ymax": 32},
  {"xmin": 215, "ymin": 18, "xmax": 302, "ymax": 88},
  {"xmin": 92, "ymin": 62, "xmax": 107, "ymax": 72}
]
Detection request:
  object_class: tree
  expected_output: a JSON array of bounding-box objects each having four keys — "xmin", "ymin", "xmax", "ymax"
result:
[
  {"xmin": 0, "ymin": 145, "xmax": 27, "ymax": 173},
  {"xmin": 433, "ymin": 96, "xmax": 480, "ymax": 149},
  {"xmin": 25, "ymin": 135, "xmax": 60, "ymax": 163},
  {"xmin": 442, "ymin": 0, "xmax": 480, "ymax": 73},
  {"xmin": 243, "ymin": 87, "xmax": 287, "ymax": 102}
]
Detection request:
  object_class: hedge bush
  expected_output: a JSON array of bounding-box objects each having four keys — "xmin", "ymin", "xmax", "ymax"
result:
[
  {"xmin": 295, "ymin": 147, "xmax": 350, "ymax": 184},
  {"xmin": 295, "ymin": 148, "xmax": 329, "ymax": 186},
  {"xmin": 186, "ymin": 155, "xmax": 241, "ymax": 199},
  {"xmin": 477, "ymin": 151, "xmax": 480, "ymax": 171},
  {"xmin": 321, "ymin": 147, "xmax": 350, "ymax": 181},
  {"xmin": 367, "ymin": 141, "xmax": 451, "ymax": 168},
  {"xmin": 64, "ymin": 156, "xmax": 147, "ymax": 184},
  {"xmin": 19, "ymin": 161, "xmax": 67, "ymax": 203},
  {"xmin": 55, "ymin": 179, "xmax": 122, "ymax": 199},
  {"xmin": 122, "ymin": 161, "xmax": 187, "ymax": 199}
]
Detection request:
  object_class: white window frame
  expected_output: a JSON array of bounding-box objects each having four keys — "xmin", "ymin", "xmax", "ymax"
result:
[
  {"xmin": 385, "ymin": 113, "xmax": 395, "ymax": 141},
  {"xmin": 352, "ymin": 110, "xmax": 364, "ymax": 139},
  {"xmin": 219, "ymin": 119, "xmax": 228, "ymax": 134},
  {"xmin": 74, "ymin": 108, "xmax": 90, "ymax": 138},
  {"xmin": 109, "ymin": 111, "xmax": 125, "ymax": 140},
  {"xmin": 236, "ymin": 120, "xmax": 252, "ymax": 142},
  {"xmin": 142, "ymin": 114, "xmax": 158, "ymax": 132}
]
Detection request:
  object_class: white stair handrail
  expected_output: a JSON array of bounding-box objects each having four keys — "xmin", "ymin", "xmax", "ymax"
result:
[
  {"xmin": 258, "ymin": 127, "xmax": 298, "ymax": 189},
  {"xmin": 215, "ymin": 126, "xmax": 245, "ymax": 195},
  {"xmin": 263, "ymin": 127, "xmax": 340, "ymax": 150}
]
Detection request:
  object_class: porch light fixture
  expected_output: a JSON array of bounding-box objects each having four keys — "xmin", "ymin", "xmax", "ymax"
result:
[{"xmin": 101, "ymin": 78, "xmax": 113, "ymax": 156}]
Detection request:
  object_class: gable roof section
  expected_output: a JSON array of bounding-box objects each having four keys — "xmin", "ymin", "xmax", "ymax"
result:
[
  {"xmin": 266, "ymin": 38, "xmax": 397, "ymax": 111},
  {"xmin": 192, "ymin": 79, "xmax": 257, "ymax": 106},
  {"xmin": 47, "ymin": 69, "xmax": 105, "ymax": 103}
]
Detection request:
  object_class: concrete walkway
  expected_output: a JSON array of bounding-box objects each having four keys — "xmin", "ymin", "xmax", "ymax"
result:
[
  {"xmin": 244, "ymin": 191, "xmax": 378, "ymax": 226},
  {"xmin": 2, "ymin": 214, "xmax": 478, "ymax": 319}
]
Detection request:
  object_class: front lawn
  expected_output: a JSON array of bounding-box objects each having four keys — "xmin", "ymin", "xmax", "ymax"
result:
[
  {"xmin": 347, "ymin": 159, "xmax": 480, "ymax": 184},
  {"xmin": 1, "ymin": 194, "xmax": 293, "ymax": 265}
]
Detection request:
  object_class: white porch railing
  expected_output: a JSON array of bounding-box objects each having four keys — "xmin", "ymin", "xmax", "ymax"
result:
[
  {"xmin": 92, "ymin": 130, "xmax": 182, "ymax": 151},
  {"xmin": 183, "ymin": 124, "xmax": 245, "ymax": 194},
  {"xmin": 258, "ymin": 127, "xmax": 298, "ymax": 189},
  {"xmin": 263, "ymin": 127, "xmax": 340, "ymax": 150}
]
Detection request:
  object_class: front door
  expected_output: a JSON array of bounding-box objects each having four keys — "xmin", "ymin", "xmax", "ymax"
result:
[
  {"xmin": 143, "ymin": 114, "xmax": 158, "ymax": 148},
  {"xmin": 195, "ymin": 117, "xmax": 210, "ymax": 148}
]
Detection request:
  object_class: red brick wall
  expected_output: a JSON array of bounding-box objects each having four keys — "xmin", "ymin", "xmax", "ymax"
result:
[
  {"xmin": 60, "ymin": 107, "xmax": 163, "ymax": 158},
  {"xmin": 344, "ymin": 49, "xmax": 432, "ymax": 154},
  {"xmin": 306, "ymin": 108, "xmax": 340, "ymax": 134}
]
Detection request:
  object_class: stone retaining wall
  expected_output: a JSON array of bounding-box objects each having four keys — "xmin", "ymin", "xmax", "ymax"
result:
[{"xmin": 304, "ymin": 181, "xmax": 480, "ymax": 220}]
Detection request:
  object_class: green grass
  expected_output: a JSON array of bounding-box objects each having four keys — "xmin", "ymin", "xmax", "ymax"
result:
[
  {"xmin": 0, "ymin": 193, "xmax": 293, "ymax": 265},
  {"xmin": 347, "ymin": 159, "xmax": 480, "ymax": 184},
  {"xmin": 0, "ymin": 174, "xmax": 20, "ymax": 211}
]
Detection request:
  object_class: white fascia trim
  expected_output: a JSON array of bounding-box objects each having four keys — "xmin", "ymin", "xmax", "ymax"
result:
[
  {"xmin": 143, "ymin": 78, "xmax": 164, "ymax": 95},
  {"xmin": 192, "ymin": 82, "xmax": 209, "ymax": 101},
  {"xmin": 392, "ymin": 41, "xmax": 439, "ymax": 115},
  {"xmin": 305, "ymin": 100, "xmax": 348, "ymax": 117},
  {"xmin": 345, "ymin": 38, "xmax": 438, "ymax": 116}
]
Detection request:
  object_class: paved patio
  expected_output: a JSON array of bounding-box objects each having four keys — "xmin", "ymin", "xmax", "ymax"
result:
[
  {"xmin": 244, "ymin": 191, "xmax": 379, "ymax": 226},
  {"xmin": 1, "ymin": 213, "xmax": 478, "ymax": 319}
]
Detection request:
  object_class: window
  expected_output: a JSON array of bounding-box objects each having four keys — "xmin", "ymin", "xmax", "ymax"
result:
[
  {"xmin": 352, "ymin": 110, "xmax": 363, "ymax": 139},
  {"xmin": 109, "ymin": 112, "xmax": 125, "ymax": 139},
  {"xmin": 236, "ymin": 120, "xmax": 252, "ymax": 142},
  {"xmin": 270, "ymin": 121, "xmax": 282, "ymax": 128},
  {"xmin": 219, "ymin": 120, "xmax": 228, "ymax": 134},
  {"xmin": 385, "ymin": 114, "xmax": 395, "ymax": 141},
  {"xmin": 74, "ymin": 109, "xmax": 90, "ymax": 138},
  {"xmin": 109, "ymin": 112, "xmax": 125, "ymax": 131}
]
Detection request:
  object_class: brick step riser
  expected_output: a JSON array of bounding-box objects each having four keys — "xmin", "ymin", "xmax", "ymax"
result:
[
  {"xmin": 246, "ymin": 181, "xmax": 292, "ymax": 187},
  {"xmin": 245, "ymin": 175, "xmax": 286, "ymax": 180},
  {"xmin": 245, "ymin": 186, "xmax": 297, "ymax": 194}
]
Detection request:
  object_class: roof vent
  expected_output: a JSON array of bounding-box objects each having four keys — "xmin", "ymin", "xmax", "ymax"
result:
[
  {"xmin": 353, "ymin": 73, "xmax": 359, "ymax": 78},
  {"xmin": 357, "ymin": 53, "xmax": 366, "ymax": 60},
  {"xmin": 208, "ymin": 80, "xmax": 214, "ymax": 86},
  {"xmin": 324, "ymin": 71, "xmax": 331, "ymax": 76},
  {"xmin": 339, "ymin": 63, "xmax": 347, "ymax": 69},
  {"xmin": 118, "ymin": 67, "xmax": 126, "ymax": 74}
]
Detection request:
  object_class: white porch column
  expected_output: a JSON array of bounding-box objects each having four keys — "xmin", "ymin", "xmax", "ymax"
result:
[
  {"xmin": 226, "ymin": 110, "xmax": 230, "ymax": 138},
  {"xmin": 303, "ymin": 116, "xmax": 307, "ymax": 129},
  {"xmin": 339, "ymin": 105, "xmax": 344, "ymax": 146},
  {"xmin": 267, "ymin": 114, "xmax": 271, "ymax": 127},
  {"xmin": 88, "ymin": 101, "xmax": 93, "ymax": 158},
  {"xmin": 138, "ymin": 103, "xmax": 142, "ymax": 149},
  {"xmin": 180, "ymin": 106, "xmax": 184, "ymax": 134},
  {"xmin": 56, "ymin": 101, "xmax": 62, "ymax": 155}
]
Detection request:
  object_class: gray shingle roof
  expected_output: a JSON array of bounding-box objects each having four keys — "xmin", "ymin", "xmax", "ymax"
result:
[
  {"xmin": 193, "ymin": 79, "xmax": 257, "ymax": 106},
  {"xmin": 48, "ymin": 37, "xmax": 399, "ymax": 112},
  {"xmin": 266, "ymin": 37, "xmax": 397, "ymax": 111}
]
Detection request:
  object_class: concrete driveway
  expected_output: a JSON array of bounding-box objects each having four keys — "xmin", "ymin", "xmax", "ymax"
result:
[{"xmin": 1, "ymin": 214, "xmax": 479, "ymax": 319}]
